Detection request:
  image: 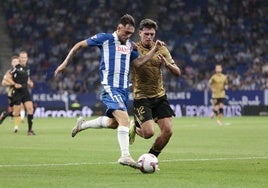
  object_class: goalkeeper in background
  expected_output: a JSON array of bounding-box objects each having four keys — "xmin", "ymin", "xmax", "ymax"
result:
[{"xmin": 208, "ymin": 64, "xmax": 228, "ymax": 125}]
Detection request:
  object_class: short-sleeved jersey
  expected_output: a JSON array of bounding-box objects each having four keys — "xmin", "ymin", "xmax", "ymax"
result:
[
  {"xmin": 11, "ymin": 64, "xmax": 30, "ymax": 89},
  {"xmin": 209, "ymin": 73, "xmax": 228, "ymax": 98},
  {"xmin": 86, "ymin": 32, "xmax": 139, "ymax": 89},
  {"xmin": 131, "ymin": 42, "xmax": 175, "ymax": 99}
]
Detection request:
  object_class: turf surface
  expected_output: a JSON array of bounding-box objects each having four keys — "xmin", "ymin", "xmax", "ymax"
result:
[{"xmin": 0, "ymin": 116, "xmax": 267, "ymax": 188}]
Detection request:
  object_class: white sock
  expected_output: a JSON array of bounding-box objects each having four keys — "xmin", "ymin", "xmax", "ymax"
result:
[
  {"xmin": 20, "ymin": 110, "xmax": 25, "ymax": 120},
  {"xmin": 81, "ymin": 116, "xmax": 108, "ymax": 130},
  {"xmin": 117, "ymin": 125, "xmax": 130, "ymax": 157}
]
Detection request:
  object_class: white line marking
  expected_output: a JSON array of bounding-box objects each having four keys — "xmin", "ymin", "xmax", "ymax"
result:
[
  {"xmin": 0, "ymin": 156, "xmax": 267, "ymax": 168},
  {"xmin": 161, "ymin": 156, "xmax": 268, "ymax": 162}
]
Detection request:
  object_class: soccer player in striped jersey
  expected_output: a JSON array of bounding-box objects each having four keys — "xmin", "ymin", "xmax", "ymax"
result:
[{"xmin": 54, "ymin": 14, "xmax": 164, "ymax": 169}]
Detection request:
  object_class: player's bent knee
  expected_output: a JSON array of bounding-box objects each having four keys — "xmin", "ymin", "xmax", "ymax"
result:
[
  {"xmin": 143, "ymin": 131, "xmax": 154, "ymax": 139},
  {"xmin": 163, "ymin": 128, "xmax": 173, "ymax": 138}
]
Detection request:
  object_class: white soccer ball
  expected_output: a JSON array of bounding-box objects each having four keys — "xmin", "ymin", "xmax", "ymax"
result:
[{"xmin": 138, "ymin": 153, "xmax": 159, "ymax": 173}]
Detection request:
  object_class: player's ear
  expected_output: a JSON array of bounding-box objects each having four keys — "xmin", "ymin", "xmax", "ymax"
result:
[{"xmin": 117, "ymin": 24, "xmax": 123, "ymax": 31}]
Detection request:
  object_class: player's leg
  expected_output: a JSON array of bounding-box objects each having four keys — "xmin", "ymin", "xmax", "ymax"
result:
[
  {"xmin": 217, "ymin": 101, "xmax": 224, "ymax": 125},
  {"xmin": 148, "ymin": 95, "xmax": 174, "ymax": 157},
  {"xmin": 113, "ymin": 109, "xmax": 139, "ymax": 169},
  {"xmin": 149, "ymin": 117, "xmax": 173, "ymax": 157},
  {"xmin": 0, "ymin": 110, "xmax": 11, "ymax": 125},
  {"xmin": 71, "ymin": 116, "xmax": 117, "ymax": 137},
  {"xmin": 130, "ymin": 98, "xmax": 154, "ymax": 144},
  {"xmin": 24, "ymin": 100, "xmax": 35, "ymax": 135},
  {"xmin": 72, "ymin": 86, "xmax": 124, "ymax": 136},
  {"xmin": 0, "ymin": 98, "xmax": 14, "ymax": 125},
  {"xmin": 210, "ymin": 98, "xmax": 219, "ymax": 118},
  {"xmin": 20, "ymin": 103, "xmax": 25, "ymax": 122},
  {"xmin": 12, "ymin": 104, "xmax": 21, "ymax": 133},
  {"xmin": 136, "ymin": 120, "xmax": 155, "ymax": 138}
]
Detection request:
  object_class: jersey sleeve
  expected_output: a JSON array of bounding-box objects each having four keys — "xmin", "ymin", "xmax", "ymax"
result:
[
  {"xmin": 130, "ymin": 50, "xmax": 139, "ymax": 62},
  {"xmin": 86, "ymin": 33, "xmax": 109, "ymax": 47},
  {"xmin": 160, "ymin": 46, "xmax": 175, "ymax": 65}
]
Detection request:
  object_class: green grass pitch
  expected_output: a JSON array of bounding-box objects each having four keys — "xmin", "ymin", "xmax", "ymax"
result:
[{"xmin": 0, "ymin": 116, "xmax": 267, "ymax": 188}]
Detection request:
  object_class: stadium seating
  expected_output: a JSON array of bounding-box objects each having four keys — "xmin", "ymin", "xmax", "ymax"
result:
[{"xmin": 1, "ymin": 0, "xmax": 267, "ymax": 94}]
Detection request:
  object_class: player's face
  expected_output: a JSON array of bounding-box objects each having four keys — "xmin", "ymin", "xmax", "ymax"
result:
[
  {"xmin": 215, "ymin": 65, "xmax": 222, "ymax": 73},
  {"xmin": 117, "ymin": 24, "xmax": 135, "ymax": 44},
  {"xmin": 139, "ymin": 28, "xmax": 156, "ymax": 48},
  {"xmin": 19, "ymin": 52, "xmax": 28, "ymax": 67}
]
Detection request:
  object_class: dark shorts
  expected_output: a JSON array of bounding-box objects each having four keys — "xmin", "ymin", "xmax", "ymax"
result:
[
  {"xmin": 133, "ymin": 95, "xmax": 175, "ymax": 124},
  {"xmin": 12, "ymin": 88, "xmax": 32, "ymax": 106},
  {"xmin": 211, "ymin": 98, "xmax": 226, "ymax": 106}
]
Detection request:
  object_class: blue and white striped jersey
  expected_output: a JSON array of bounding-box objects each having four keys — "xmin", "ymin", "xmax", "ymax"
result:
[{"xmin": 86, "ymin": 32, "xmax": 139, "ymax": 89}]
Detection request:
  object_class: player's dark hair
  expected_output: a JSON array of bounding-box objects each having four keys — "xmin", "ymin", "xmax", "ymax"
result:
[
  {"xmin": 139, "ymin": 19, "xmax": 158, "ymax": 30},
  {"xmin": 11, "ymin": 55, "xmax": 19, "ymax": 60},
  {"xmin": 119, "ymin": 14, "xmax": 135, "ymax": 27},
  {"xmin": 215, "ymin": 63, "xmax": 223, "ymax": 67}
]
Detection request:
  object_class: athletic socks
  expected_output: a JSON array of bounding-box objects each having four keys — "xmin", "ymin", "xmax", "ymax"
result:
[
  {"xmin": 81, "ymin": 116, "xmax": 108, "ymax": 129},
  {"xmin": 149, "ymin": 148, "xmax": 161, "ymax": 157},
  {"xmin": 27, "ymin": 114, "xmax": 33, "ymax": 131},
  {"xmin": 117, "ymin": 125, "xmax": 130, "ymax": 157}
]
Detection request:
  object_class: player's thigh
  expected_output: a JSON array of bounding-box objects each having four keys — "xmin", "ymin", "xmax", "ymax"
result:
[
  {"xmin": 133, "ymin": 98, "xmax": 153, "ymax": 124},
  {"xmin": 140, "ymin": 120, "xmax": 155, "ymax": 137},
  {"xmin": 112, "ymin": 110, "xmax": 130, "ymax": 126}
]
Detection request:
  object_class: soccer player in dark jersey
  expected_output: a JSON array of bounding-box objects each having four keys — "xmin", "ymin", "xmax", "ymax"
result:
[
  {"xmin": 3, "ymin": 51, "xmax": 36, "ymax": 135},
  {"xmin": 208, "ymin": 64, "xmax": 228, "ymax": 125},
  {"xmin": 1, "ymin": 56, "xmax": 22, "ymax": 132},
  {"xmin": 129, "ymin": 19, "xmax": 181, "ymax": 158},
  {"xmin": 55, "ymin": 14, "xmax": 164, "ymax": 169}
]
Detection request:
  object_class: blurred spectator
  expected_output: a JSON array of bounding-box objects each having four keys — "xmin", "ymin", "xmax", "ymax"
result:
[{"xmin": 1, "ymin": 0, "xmax": 267, "ymax": 94}]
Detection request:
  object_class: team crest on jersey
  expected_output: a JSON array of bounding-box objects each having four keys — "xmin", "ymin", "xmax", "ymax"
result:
[
  {"xmin": 117, "ymin": 45, "xmax": 131, "ymax": 54},
  {"xmin": 91, "ymin": 35, "xmax": 97, "ymax": 39}
]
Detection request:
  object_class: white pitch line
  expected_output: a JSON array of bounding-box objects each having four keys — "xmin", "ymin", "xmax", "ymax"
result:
[
  {"xmin": 0, "ymin": 156, "xmax": 267, "ymax": 168},
  {"xmin": 161, "ymin": 156, "xmax": 268, "ymax": 162}
]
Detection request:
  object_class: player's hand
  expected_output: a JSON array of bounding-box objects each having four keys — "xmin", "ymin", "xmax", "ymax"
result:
[
  {"xmin": 54, "ymin": 63, "xmax": 67, "ymax": 77},
  {"xmin": 157, "ymin": 54, "xmax": 168, "ymax": 66},
  {"xmin": 155, "ymin": 40, "xmax": 165, "ymax": 49},
  {"xmin": 14, "ymin": 83, "xmax": 22, "ymax": 89},
  {"xmin": 28, "ymin": 80, "xmax": 34, "ymax": 88},
  {"xmin": 151, "ymin": 40, "xmax": 165, "ymax": 52}
]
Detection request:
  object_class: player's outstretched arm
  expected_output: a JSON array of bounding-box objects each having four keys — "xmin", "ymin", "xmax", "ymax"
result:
[
  {"xmin": 54, "ymin": 40, "xmax": 88, "ymax": 76},
  {"xmin": 133, "ymin": 40, "xmax": 165, "ymax": 67}
]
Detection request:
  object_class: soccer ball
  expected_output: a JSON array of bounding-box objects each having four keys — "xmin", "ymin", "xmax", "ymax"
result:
[{"xmin": 138, "ymin": 153, "xmax": 159, "ymax": 173}]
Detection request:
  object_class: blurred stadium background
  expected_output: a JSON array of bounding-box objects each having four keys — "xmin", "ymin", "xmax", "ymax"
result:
[{"xmin": 0, "ymin": 0, "xmax": 267, "ymax": 117}]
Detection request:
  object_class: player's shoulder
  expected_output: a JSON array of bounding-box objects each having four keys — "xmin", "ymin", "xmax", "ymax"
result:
[{"xmin": 89, "ymin": 33, "xmax": 112, "ymax": 41}]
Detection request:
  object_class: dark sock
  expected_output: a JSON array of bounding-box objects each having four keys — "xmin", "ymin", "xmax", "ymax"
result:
[
  {"xmin": 149, "ymin": 148, "xmax": 161, "ymax": 157},
  {"xmin": 0, "ymin": 111, "xmax": 13, "ymax": 124},
  {"xmin": 27, "ymin": 114, "xmax": 33, "ymax": 131}
]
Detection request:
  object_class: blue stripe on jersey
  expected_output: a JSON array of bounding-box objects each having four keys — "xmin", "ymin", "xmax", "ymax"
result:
[
  {"xmin": 119, "ymin": 54, "xmax": 126, "ymax": 87},
  {"xmin": 86, "ymin": 32, "xmax": 138, "ymax": 89}
]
